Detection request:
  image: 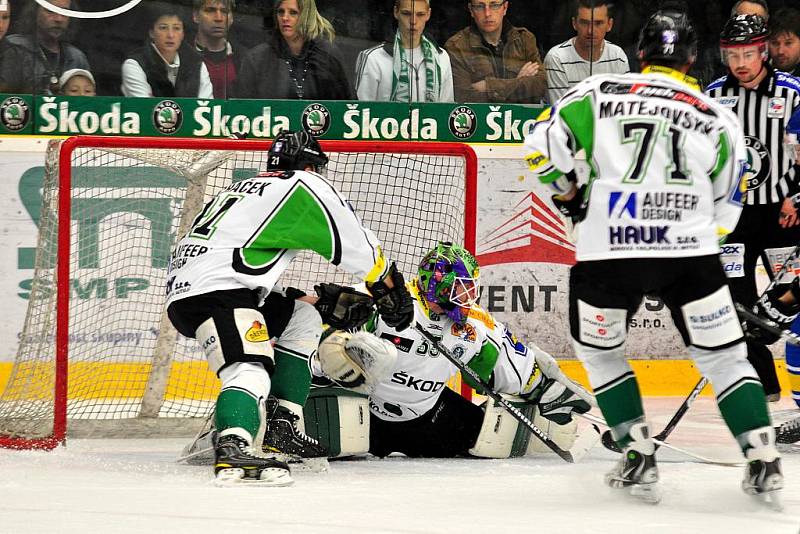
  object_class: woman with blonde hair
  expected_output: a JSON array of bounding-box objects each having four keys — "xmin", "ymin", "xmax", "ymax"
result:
[{"xmin": 236, "ymin": 0, "xmax": 353, "ymax": 99}]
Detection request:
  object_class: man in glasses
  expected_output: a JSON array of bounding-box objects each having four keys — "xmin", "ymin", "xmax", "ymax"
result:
[
  {"xmin": 445, "ymin": 0, "xmax": 546, "ymax": 103},
  {"xmin": 543, "ymin": 0, "xmax": 629, "ymax": 103}
]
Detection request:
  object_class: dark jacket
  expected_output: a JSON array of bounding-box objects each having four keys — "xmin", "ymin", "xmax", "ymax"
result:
[
  {"xmin": 0, "ymin": 34, "xmax": 90, "ymax": 95},
  {"xmin": 235, "ymin": 33, "xmax": 353, "ymax": 100},
  {"xmin": 126, "ymin": 43, "xmax": 204, "ymax": 98},
  {"xmin": 445, "ymin": 21, "xmax": 547, "ymax": 103}
]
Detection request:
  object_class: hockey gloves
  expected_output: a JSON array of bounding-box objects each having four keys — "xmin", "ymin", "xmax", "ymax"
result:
[
  {"xmin": 551, "ymin": 184, "xmax": 587, "ymax": 225},
  {"xmin": 367, "ymin": 262, "xmax": 415, "ymax": 331},
  {"xmin": 524, "ymin": 375, "xmax": 591, "ymax": 425},
  {"xmin": 747, "ymin": 278, "xmax": 800, "ymax": 344},
  {"xmin": 313, "ymin": 283, "xmax": 375, "ymax": 330}
]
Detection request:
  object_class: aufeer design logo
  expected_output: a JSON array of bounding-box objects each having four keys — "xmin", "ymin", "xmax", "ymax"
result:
[
  {"xmin": 34, "ymin": 0, "xmax": 144, "ymax": 19},
  {"xmin": 448, "ymin": 106, "xmax": 477, "ymax": 139},
  {"xmin": 302, "ymin": 103, "xmax": 331, "ymax": 136},
  {"xmin": 0, "ymin": 96, "xmax": 30, "ymax": 132},
  {"xmin": 153, "ymin": 100, "xmax": 183, "ymax": 135}
]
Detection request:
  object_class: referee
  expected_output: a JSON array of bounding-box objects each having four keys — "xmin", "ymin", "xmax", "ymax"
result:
[{"xmin": 706, "ymin": 14, "xmax": 800, "ymax": 401}]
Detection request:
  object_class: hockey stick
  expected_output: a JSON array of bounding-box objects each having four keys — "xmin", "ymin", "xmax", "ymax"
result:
[
  {"xmin": 761, "ymin": 243, "xmax": 800, "ymax": 295},
  {"xmin": 599, "ymin": 376, "xmax": 709, "ymax": 454},
  {"xmin": 580, "ymin": 410, "xmax": 742, "ymax": 466},
  {"xmin": 415, "ymin": 322, "xmax": 599, "ymax": 463},
  {"xmin": 734, "ymin": 303, "xmax": 800, "ymax": 347}
]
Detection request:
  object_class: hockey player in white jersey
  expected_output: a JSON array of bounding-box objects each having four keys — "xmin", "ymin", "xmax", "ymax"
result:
[
  {"xmin": 165, "ymin": 130, "xmax": 414, "ymax": 485},
  {"xmin": 312, "ymin": 242, "xmax": 592, "ymax": 458},
  {"xmin": 523, "ymin": 10, "xmax": 782, "ymax": 506}
]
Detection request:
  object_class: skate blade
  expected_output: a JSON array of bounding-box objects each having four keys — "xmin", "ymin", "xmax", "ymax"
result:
[
  {"xmin": 629, "ymin": 482, "xmax": 662, "ymax": 504},
  {"xmin": 213, "ymin": 467, "xmax": 294, "ymax": 487},
  {"xmin": 755, "ymin": 490, "xmax": 784, "ymax": 512},
  {"xmin": 267, "ymin": 453, "xmax": 330, "ymax": 473}
]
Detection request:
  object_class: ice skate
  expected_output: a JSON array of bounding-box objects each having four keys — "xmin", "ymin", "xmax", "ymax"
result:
[
  {"xmin": 604, "ymin": 423, "xmax": 661, "ymax": 504},
  {"xmin": 775, "ymin": 416, "xmax": 800, "ymax": 448},
  {"xmin": 263, "ymin": 400, "xmax": 330, "ymax": 473},
  {"xmin": 214, "ymin": 434, "xmax": 293, "ymax": 487},
  {"xmin": 741, "ymin": 427, "xmax": 783, "ymax": 511}
]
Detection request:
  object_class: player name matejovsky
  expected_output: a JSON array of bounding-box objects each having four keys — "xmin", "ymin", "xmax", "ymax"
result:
[{"xmin": 599, "ymin": 100, "xmax": 715, "ymax": 135}]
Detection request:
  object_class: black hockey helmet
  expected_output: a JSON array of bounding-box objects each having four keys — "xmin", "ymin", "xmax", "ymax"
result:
[
  {"xmin": 720, "ymin": 14, "xmax": 768, "ymax": 47},
  {"xmin": 267, "ymin": 129, "xmax": 329, "ymax": 172},
  {"xmin": 637, "ymin": 10, "xmax": 698, "ymax": 66}
]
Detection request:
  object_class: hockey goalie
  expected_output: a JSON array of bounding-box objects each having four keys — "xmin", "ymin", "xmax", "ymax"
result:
[{"xmin": 308, "ymin": 241, "xmax": 593, "ymax": 459}]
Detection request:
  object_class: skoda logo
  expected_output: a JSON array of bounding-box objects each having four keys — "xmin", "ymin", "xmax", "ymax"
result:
[
  {"xmin": 448, "ymin": 106, "xmax": 477, "ymax": 139},
  {"xmin": 301, "ymin": 103, "xmax": 331, "ymax": 137},
  {"xmin": 152, "ymin": 100, "xmax": 183, "ymax": 135},
  {"xmin": 0, "ymin": 97, "xmax": 30, "ymax": 132},
  {"xmin": 744, "ymin": 136, "xmax": 771, "ymax": 191}
]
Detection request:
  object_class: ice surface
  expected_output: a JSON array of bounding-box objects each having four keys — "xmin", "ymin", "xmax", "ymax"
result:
[{"xmin": 0, "ymin": 397, "xmax": 799, "ymax": 534}]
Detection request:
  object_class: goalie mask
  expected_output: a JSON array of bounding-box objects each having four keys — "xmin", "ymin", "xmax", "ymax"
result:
[
  {"xmin": 417, "ymin": 242, "xmax": 480, "ymax": 325},
  {"xmin": 267, "ymin": 129, "xmax": 329, "ymax": 172}
]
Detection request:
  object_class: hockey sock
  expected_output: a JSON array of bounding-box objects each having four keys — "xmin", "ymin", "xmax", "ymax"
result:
[
  {"xmin": 270, "ymin": 348, "xmax": 312, "ymax": 407},
  {"xmin": 787, "ymin": 317, "xmax": 800, "ymax": 407},
  {"xmin": 717, "ymin": 381, "xmax": 772, "ymax": 450},
  {"xmin": 215, "ymin": 388, "xmax": 262, "ymax": 442},
  {"xmin": 595, "ymin": 374, "xmax": 646, "ymax": 448}
]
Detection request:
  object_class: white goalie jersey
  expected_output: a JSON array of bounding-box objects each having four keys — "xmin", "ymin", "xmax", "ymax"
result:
[
  {"xmin": 366, "ymin": 285, "xmax": 538, "ymax": 422},
  {"xmin": 165, "ymin": 169, "xmax": 388, "ymax": 306},
  {"xmin": 524, "ymin": 69, "xmax": 748, "ymax": 261}
]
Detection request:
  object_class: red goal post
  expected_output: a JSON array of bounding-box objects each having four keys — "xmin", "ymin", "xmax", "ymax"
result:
[{"xmin": 0, "ymin": 136, "xmax": 477, "ymax": 450}]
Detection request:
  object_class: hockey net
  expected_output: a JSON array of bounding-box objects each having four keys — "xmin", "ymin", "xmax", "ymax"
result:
[{"xmin": 0, "ymin": 136, "xmax": 477, "ymax": 449}]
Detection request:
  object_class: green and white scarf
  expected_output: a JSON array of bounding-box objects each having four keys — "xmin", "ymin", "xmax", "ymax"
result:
[{"xmin": 390, "ymin": 31, "xmax": 442, "ymax": 102}]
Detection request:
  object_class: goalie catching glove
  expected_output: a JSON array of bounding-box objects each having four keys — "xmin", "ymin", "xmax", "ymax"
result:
[
  {"xmin": 746, "ymin": 278, "xmax": 800, "ymax": 344},
  {"xmin": 520, "ymin": 349, "xmax": 592, "ymax": 425},
  {"xmin": 314, "ymin": 283, "xmax": 375, "ymax": 330},
  {"xmin": 316, "ymin": 331, "xmax": 397, "ymax": 394},
  {"xmin": 366, "ymin": 262, "xmax": 415, "ymax": 331}
]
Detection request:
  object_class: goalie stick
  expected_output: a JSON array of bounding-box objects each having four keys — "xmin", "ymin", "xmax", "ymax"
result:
[
  {"xmin": 415, "ymin": 322, "xmax": 600, "ymax": 463},
  {"xmin": 599, "ymin": 376, "xmax": 709, "ymax": 454}
]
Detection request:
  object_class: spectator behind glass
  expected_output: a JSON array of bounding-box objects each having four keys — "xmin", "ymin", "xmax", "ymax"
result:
[
  {"xmin": 59, "ymin": 68, "xmax": 96, "ymax": 96},
  {"xmin": 445, "ymin": 0, "xmax": 546, "ymax": 103},
  {"xmin": 235, "ymin": 0, "xmax": 353, "ymax": 100},
  {"xmin": 194, "ymin": 0, "xmax": 246, "ymax": 99},
  {"xmin": 0, "ymin": 1, "xmax": 10, "ymax": 64},
  {"xmin": 121, "ymin": 10, "xmax": 213, "ymax": 98},
  {"xmin": 769, "ymin": 8, "xmax": 800, "ymax": 77},
  {"xmin": 355, "ymin": 0, "xmax": 453, "ymax": 102},
  {"xmin": 544, "ymin": 0, "xmax": 629, "ymax": 104},
  {"xmin": 1, "ymin": 0, "xmax": 90, "ymax": 95},
  {"xmin": 732, "ymin": 0, "xmax": 769, "ymax": 22}
]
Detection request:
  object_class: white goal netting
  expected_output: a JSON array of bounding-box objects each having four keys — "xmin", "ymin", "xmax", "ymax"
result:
[{"xmin": 0, "ymin": 137, "xmax": 476, "ymax": 448}]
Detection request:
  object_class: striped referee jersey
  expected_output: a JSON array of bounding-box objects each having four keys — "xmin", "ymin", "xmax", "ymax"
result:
[{"xmin": 706, "ymin": 67, "xmax": 800, "ymax": 205}]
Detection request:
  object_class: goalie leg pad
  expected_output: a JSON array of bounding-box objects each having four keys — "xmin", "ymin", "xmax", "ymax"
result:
[
  {"xmin": 317, "ymin": 331, "xmax": 397, "ymax": 394},
  {"xmin": 468, "ymin": 396, "xmax": 579, "ymax": 458},
  {"xmin": 303, "ymin": 386, "xmax": 370, "ymax": 458}
]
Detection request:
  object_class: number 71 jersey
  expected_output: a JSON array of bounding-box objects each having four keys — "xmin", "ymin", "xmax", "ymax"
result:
[
  {"xmin": 524, "ymin": 71, "xmax": 747, "ymax": 261},
  {"xmin": 165, "ymin": 169, "xmax": 386, "ymax": 305}
]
